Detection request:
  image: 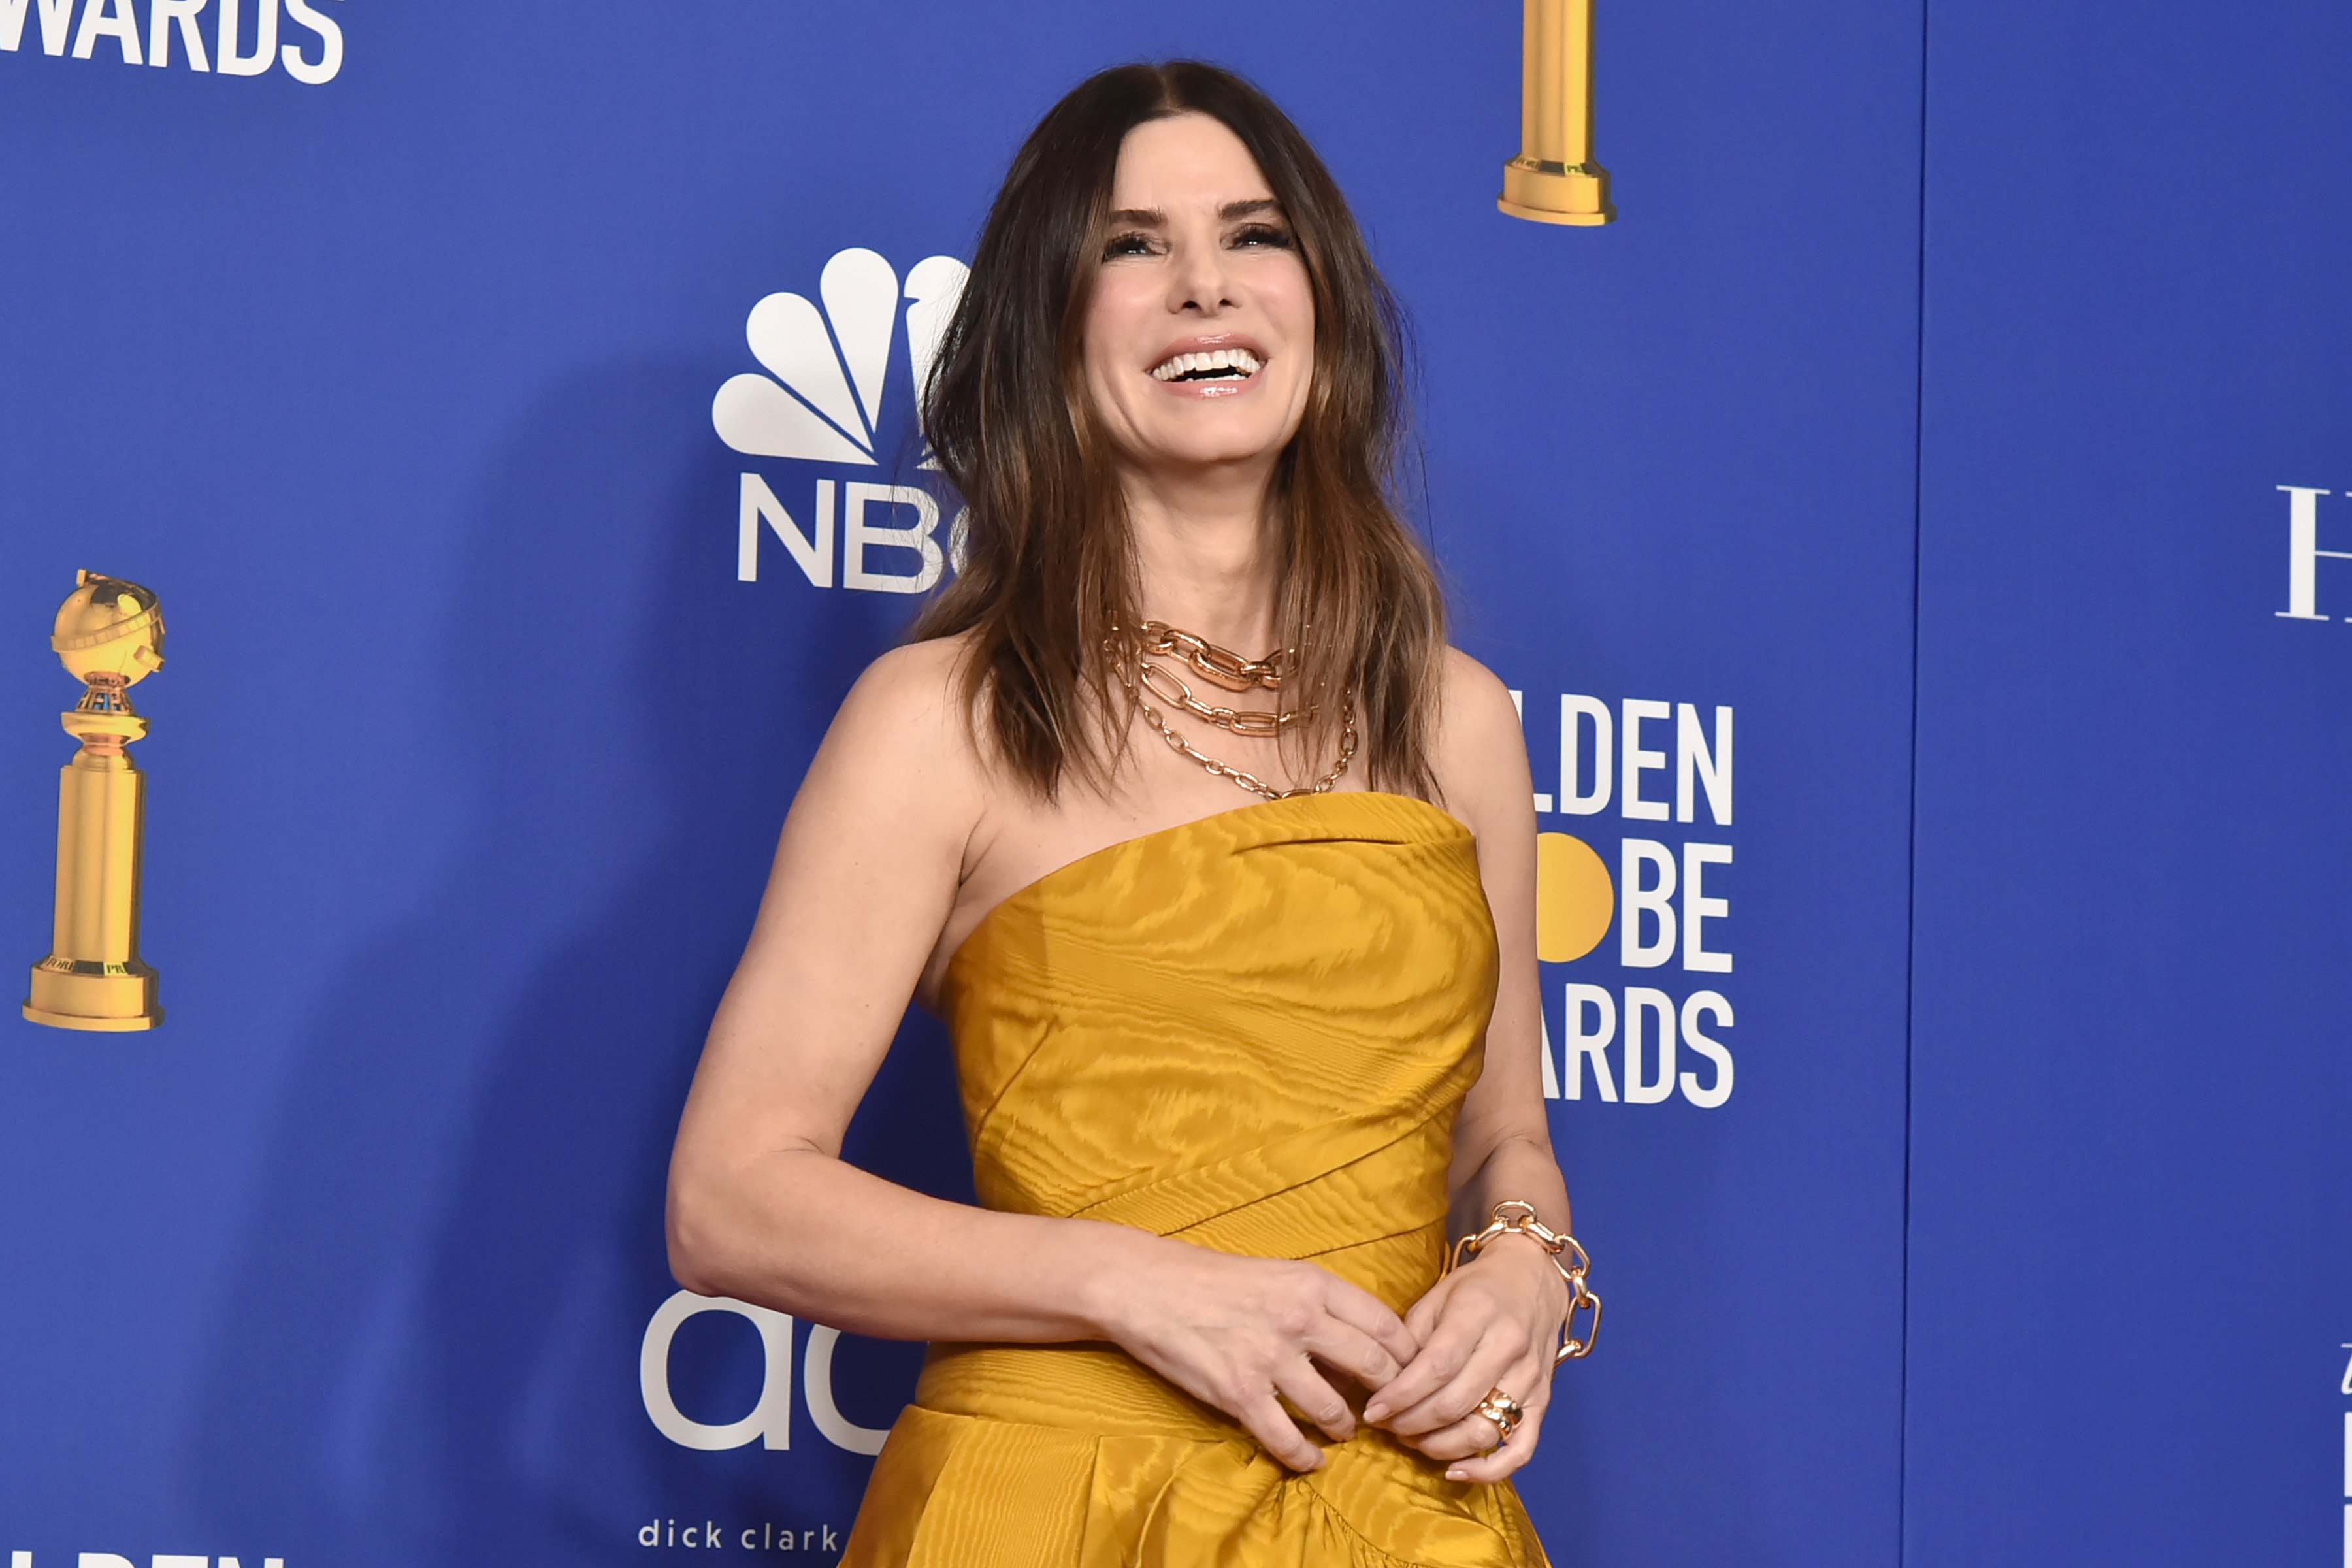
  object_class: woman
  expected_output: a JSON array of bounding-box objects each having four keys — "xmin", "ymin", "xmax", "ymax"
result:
[{"xmin": 668, "ymin": 59, "xmax": 1591, "ymax": 1567}]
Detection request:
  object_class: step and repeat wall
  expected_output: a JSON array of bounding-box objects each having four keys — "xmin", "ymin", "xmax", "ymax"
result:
[
  {"xmin": 1906, "ymin": 5, "xmax": 2352, "ymax": 1565},
  {"xmin": 0, "ymin": 3, "xmax": 2341, "ymax": 1566}
]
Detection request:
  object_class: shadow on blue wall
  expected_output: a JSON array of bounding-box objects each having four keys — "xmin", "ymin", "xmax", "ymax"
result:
[{"xmin": 187, "ymin": 363, "xmax": 969, "ymax": 1564}]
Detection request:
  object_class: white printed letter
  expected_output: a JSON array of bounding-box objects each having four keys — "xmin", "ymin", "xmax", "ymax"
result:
[
  {"xmin": 1679, "ymin": 990, "xmax": 1735, "ymax": 1108},
  {"xmin": 1619, "ymin": 700, "xmax": 1669, "ymax": 820},
  {"xmin": 279, "ymin": 0, "xmax": 339, "ymax": 84},
  {"xmin": 215, "ymin": 0, "xmax": 275, "ymax": 75},
  {"xmin": 71, "ymin": 0, "xmax": 140, "ymax": 62},
  {"xmin": 149, "ymin": 0, "xmax": 209, "ymax": 67},
  {"xmin": 842, "ymin": 482, "xmax": 943, "ymax": 593},
  {"xmin": 1622, "ymin": 987, "xmax": 1676, "ymax": 1105},
  {"xmin": 2276, "ymin": 485, "xmax": 2346, "ymax": 622},
  {"xmin": 640, "ymin": 1291, "xmax": 794, "ymax": 1451},
  {"xmin": 739, "ymin": 473, "xmax": 833, "ymax": 587},
  {"xmin": 1561, "ymin": 983, "xmax": 1618, "ymax": 1102},
  {"xmin": 1, "ymin": 0, "xmax": 79, "ymax": 56},
  {"xmin": 1560, "ymin": 695, "xmax": 1612, "ymax": 815},
  {"xmin": 1676, "ymin": 704, "xmax": 1732, "ymax": 825},
  {"xmin": 1619, "ymin": 838, "xmax": 1677, "ymax": 968},
  {"xmin": 804, "ymin": 1326, "xmax": 896, "ymax": 1454},
  {"xmin": 1681, "ymin": 842, "xmax": 1733, "ymax": 973}
]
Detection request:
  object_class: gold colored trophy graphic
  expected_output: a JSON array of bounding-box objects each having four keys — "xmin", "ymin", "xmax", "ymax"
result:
[
  {"xmin": 1499, "ymin": 0, "xmax": 1616, "ymax": 225},
  {"xmin": 24, "ymin": 572, "xmax": 167, "ymax": 1032}
]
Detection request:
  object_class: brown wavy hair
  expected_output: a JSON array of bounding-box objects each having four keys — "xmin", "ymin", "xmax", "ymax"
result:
[{"xmin": 910, "ymin": 60, "xmax": 1446, "ymax": 801}]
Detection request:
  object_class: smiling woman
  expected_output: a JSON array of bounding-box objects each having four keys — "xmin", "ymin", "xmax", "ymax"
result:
[
  {"xmin": 913, "ymin": 62, "xmax": 1450, "ymax": 808},
  {"xmin": 667, "ymin": 60, "xmax": 1581, "ymax": 1568}
]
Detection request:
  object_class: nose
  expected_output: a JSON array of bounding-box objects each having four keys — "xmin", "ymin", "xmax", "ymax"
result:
[{"xmin": 1167, "ymin": 233, "xmax": 1237, "ymax": 318}]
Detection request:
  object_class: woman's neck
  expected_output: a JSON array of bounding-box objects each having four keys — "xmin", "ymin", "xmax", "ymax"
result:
[{"xmin": 1122, "ymin": 461, "xmax": 1284, "ymax": 655}]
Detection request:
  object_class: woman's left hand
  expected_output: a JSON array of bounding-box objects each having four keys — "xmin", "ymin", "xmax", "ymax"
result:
[{"xmin": 1360, "ymin": 1237, "xmax": 1567, "ymax": 1482}]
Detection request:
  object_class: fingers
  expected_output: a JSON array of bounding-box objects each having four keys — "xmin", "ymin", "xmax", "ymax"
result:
[
  {"xmin": 1237, "ymin": 1389, "xmax": 1326, "ymax": 1473},
  {"xmin": 1320, "ymin": 1278, "xmax": 1422, "ymax": 1371},
  {"xmin": 1441, "ymin": 1386, "xmax": 1549, "ymax": 1484},
  {"xmin": 1362, "ymin": 1294, "xmax": 1492, "ymax": 1426},
  {"xmin": 1301, "ymin": 1319, "xmax": 1409, "ymax": 1394},
  {"xmin": 1111, "ymin": 1250, "xmax": 1431, "ymax": 1472},
  {"xmin": 1406, "ymin": 1362, "xmax": 1549, "ymax": 1462},
  {"xmin": 1380, "ymin": 1325, "xmax": 1525, "ymax": 1438},
  {"xmin": 1272, "ymin": 1355, "xmax": 1359, "ymax": 1444},
  {"xmin": 1401, "ymin": 1290, "xmax": 1443, "ymax": 1347}
]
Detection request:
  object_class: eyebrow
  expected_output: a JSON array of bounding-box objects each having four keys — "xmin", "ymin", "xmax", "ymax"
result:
[{"xmin": 1105, "ymin": 199, "xmax": 1284, "ymax": 227}]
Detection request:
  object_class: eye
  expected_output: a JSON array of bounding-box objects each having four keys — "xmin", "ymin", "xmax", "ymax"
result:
[
  {"xmin": 1101, "ymin": 231, "xmax": 1157, "ymax": 261},
  {"xmin": 1230, "ymin": 222, "xmax": 1294, "ymax": 250}
]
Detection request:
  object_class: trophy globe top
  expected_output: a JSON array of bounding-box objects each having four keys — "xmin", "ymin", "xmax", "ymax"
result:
[{"xmin": 52, "ymin": 571, "xmax": 165, "ymax": 691}]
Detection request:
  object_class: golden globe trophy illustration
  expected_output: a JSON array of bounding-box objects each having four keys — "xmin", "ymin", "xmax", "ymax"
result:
[
  {"xmin": 1500, "ymin": 0, "xmax": 1616, "ymax": 225},
  {"xmin": 24, "ymin": 572, "xmax": 166, "ymax": 1032}
]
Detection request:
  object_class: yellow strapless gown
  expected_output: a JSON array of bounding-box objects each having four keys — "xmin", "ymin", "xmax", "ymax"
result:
[{"xmin": 843, "ymin": 792, "xmax": 1551, "ymax": 1568}]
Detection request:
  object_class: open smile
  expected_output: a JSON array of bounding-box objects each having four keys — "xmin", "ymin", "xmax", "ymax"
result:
[{"xmin": 1149, "ymin": 346, "xmax": 1264, "ymax": 383}]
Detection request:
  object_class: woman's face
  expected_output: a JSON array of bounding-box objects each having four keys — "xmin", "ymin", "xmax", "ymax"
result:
[{"xmin": 1079, "ymin": 112, "xmax": 1316, "ymax": 483}]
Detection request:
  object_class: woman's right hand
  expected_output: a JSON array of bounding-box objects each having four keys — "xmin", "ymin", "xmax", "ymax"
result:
[{"xmin": 1085, "ymin": 1228, "xmax": 1422, "ymax": 1472}]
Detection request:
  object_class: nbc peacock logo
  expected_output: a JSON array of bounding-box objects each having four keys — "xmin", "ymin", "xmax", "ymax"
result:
[{"xmin": 717, "ymin": 247, "xmax": 970, "ymax": 593}]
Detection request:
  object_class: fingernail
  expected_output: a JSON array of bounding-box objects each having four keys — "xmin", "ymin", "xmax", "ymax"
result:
[
  {"xmin": 1445, "ymin": 1467, "xmax": 1467, "ymax": 1482},
  {"xmin": 1362, "ymin": 1403, "xmax": 1388, "ymax": 1422}
]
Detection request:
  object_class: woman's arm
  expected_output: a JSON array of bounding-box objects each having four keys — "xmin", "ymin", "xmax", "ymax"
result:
[
  {"xmin": 1362, "ymin": 651, "xmax": 1575, "ymax": 1482},
  {"xmin": 665, "ymin": 640, "xmax": 1417, "ymax": 1470},
  {"xmin": 1441, "ymin": 655, "xmax": 1574, "ymax": 1249},
  {"xmin": 667, "ymin": 640, "xmax": 1111, "ymax": 1340}
]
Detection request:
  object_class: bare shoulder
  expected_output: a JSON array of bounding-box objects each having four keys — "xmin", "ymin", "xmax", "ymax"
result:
[
  {"xmin": 1436, "ymin": 647, "xmax": 1523, "ymax": 753},
  {"xmin": 1435, "ymin": 647, "xmax": 1531, "ymax": 781},
  {"xmin": 794, "ymin": 631, "xmax": 987, "ymax": 841},
  {"xmin": 1431, "ymin": 647, "xmax": 1535, "ymax": 840},
  {"xmin": 828, "ymin": 630, "xmax": 973, "ymax": 752}
]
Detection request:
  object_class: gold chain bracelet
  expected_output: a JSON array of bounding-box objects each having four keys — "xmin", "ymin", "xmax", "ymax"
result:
[{"xmin": 1446, "ymin": 1200, "xmax": 1601, "ymax": 1364}]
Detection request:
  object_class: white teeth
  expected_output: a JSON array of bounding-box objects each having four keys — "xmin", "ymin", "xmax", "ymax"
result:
[{"xmin": 1151, "ymin": 348, "xmax": 1264, "ymax": 382}]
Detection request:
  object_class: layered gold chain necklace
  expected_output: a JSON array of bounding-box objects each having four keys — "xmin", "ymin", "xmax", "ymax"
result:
[{"xmin": 1111, "ymin": 620, "xmax": 1358, "ymax": 801}]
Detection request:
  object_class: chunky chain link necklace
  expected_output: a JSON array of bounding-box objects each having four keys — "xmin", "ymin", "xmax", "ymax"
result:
[
  {"xmin": 1112, "ymin": 620, "xmax": 1358, "ymax": 802},
  {"xmin": 1139, "ymin": 621, "xmax": 1299, "ymax": 692}
]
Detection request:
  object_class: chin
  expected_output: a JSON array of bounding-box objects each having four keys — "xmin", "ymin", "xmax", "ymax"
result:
[
  {"xmin": 1135, "ymin": 418, "xmax": 1298, "ymax": 469},
  {"xmin": 1152, "ymin": 438, "xmax": 1293, "ymax": 470}
]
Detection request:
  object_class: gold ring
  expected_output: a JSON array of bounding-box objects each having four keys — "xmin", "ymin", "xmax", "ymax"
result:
[{"xmin": 1473, "ymin": 1387, "xmax": 1523, "ymax": 1448}]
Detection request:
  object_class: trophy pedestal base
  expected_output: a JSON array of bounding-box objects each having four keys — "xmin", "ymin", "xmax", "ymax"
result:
[
  {"xmin": 1499, "ymin": 157, "xmax": 1616, "ymax": 226},
  {"xmin": 24, "ymin": 960, "xmax": 162, "ymax": 1032}
]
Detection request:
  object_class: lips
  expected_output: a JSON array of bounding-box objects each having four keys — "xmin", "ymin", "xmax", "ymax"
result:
[
  {"xmin": 1147, "ymin": 334, "xmax": 1269, "ymax": 385},
  {"xmin": 1151, "ymin": 346, "xmax": 1264, "ymax": 382}
]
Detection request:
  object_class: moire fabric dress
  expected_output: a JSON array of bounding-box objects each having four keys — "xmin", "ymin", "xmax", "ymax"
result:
[{"xmin": 841, "ymin": 791, "xmax": 1551, "ymax": 1568}]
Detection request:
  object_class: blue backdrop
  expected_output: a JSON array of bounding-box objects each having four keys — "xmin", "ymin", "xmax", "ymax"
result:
[
  {"xmin": 1907, "ymin": 4, "xmax": 2352, "ymax": 1565},
  {"xmin": 0, "ymin": 3, "xmax": 2338, "ymax": 1566}
]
